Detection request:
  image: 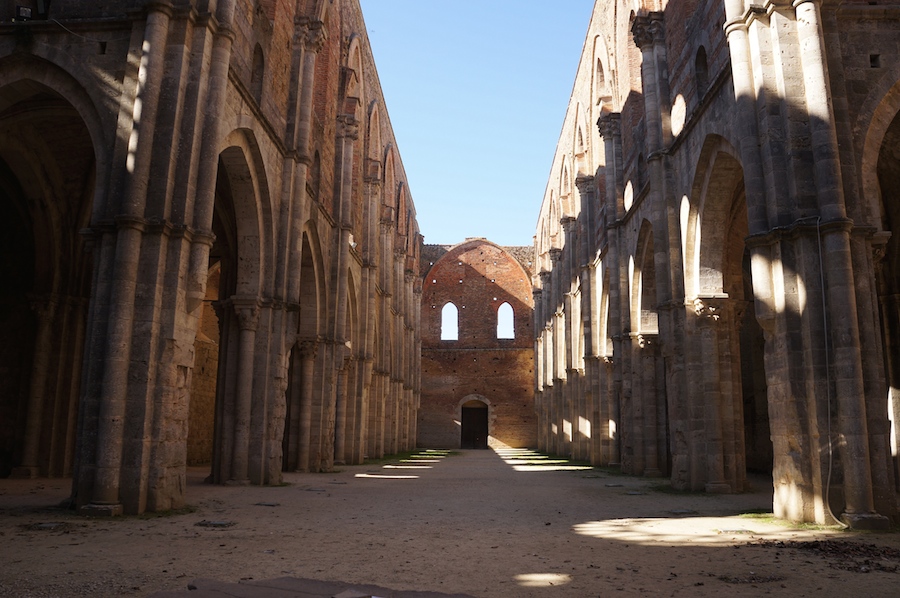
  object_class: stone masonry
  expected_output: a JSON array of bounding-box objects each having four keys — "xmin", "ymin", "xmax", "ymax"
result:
[
  {"xmin": 534, "ymin": 0, "xmax": 900, "ymax": 529},
  {"xmin": 0, "ymin": 0, "xmax": 421, "ymax": 514}
]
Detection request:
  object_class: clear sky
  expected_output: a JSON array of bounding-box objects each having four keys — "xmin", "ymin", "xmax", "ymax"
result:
[{"xmin": 359, "ymin": 1, "xmax": 595, "ymax": 248}]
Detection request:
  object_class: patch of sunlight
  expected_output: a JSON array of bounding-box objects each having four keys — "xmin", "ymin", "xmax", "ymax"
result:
[
  {"xmin": 579, "ymin": 416, "xmax": 592, "ymax": 439},
  {"xmin": 354, "ymin": 473, "xmax": 419, "ymax": 480},
  {"xmin": 573, "ymin": 517, "xmax": 777, "ymax": 547},
  {"xmin": 493, "ymin": 448, "xmax": 594, "ymax": 471},
  {"xmin": 515, "ymin": 573, "xmax": 572, "ymax": 588},
  {"xmin": 513, "ymin": 464, "xmax": 594, "ymax": 472},
  {"xmin": 383, "ymin": 465, "xmax": 432, "ymax": 469},
  {"xmin": 494, "ymin": 449, "xmax": 545, "ymax": 457}
]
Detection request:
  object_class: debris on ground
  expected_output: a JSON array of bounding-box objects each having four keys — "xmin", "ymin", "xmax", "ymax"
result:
[{"xmin": 750, "ymin": 539, "xmax": 900, "ymax": 573}]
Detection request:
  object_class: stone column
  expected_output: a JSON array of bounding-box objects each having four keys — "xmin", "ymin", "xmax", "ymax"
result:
[
  {"xmin": 794, "ymin": 0, "xmax": 886, "ymax": 529},
  {"xmin": 296, "ymin": 340, "xmax": 318, "ymax": 472},
  {"xmin": 186, "ymin": 0, "xmax": 237, "ymax": 304},
  {"xmin": 598, "ymin": 113, "xmax": 624, "ymax": 470},
  {"xmin": 576, "ymin": 175, "xmax": 597, "ymax": 462},
  {"xmin": 12, "ymin": 295, "xmax": 59, "ymax": 478},
  {"xmin": 228, "ymin": 299, "xmax": 259, "ymax": 484},
  {"xmin": 694, "ymin": 297, "xmax": 731, "ymax": 493},
  {"xmin": 723, "ymin": 1, "xmax": 770, "ymax": 233},
  {"xmin": 334, "ymin": 355, "xmax": 352, "ymax": 465},
  {"xmin": 285, "ymin": 21, "xmax": 326, "ymax": 302},
  {"xmin": 639, "ymin": 334, "xmax": 661, "ymax": 477},
  {"xmin": 81, "ymin": 2, "xmax": 173, "ymax": 516}
]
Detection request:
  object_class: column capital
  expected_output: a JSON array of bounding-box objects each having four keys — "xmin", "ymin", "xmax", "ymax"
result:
[
  {"xmin": 337, "ymin": 114, "xmax": 359, "ymax": 140},
  {"xmin": 233, "ymin": 299, "xmax": 260, "ymax": 331},
  {"xmin": 872, "ymin": 230, "xmax": 892, "ymax": 264},
  {"xmin": 549, "ymin": 248, "xmax": 562, "ymax": 263},
  {"xmin": 597, "ymin": 112, "xmax": 621, "ymax": 139},
  {"xmin": 692, "ymin": 295, "xmax": 729, "ymax": 323},
  {"xmin": 631, "ymin": 13, "xmax": 664, "ymax": 50},
  {"xmin": 298, "ymin": 339, "xmax": 319, "ymax": 359},
  {"xmin": 299, "ymin": 20, "xmax": 326, "ymax": 52},
  {"xmin": 575, "ymin": 175, "xmax": 595, "ymax": 195}
]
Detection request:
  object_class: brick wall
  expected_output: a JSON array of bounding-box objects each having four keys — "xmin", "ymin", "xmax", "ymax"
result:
[{"xmin": 419, "ymin": 240, "xmax": 536, "ymax": 449}]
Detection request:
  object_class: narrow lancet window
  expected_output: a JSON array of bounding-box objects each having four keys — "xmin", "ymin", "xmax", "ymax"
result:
[
  {"xmin": 441, "ymin": 302, "xmax": 459, "ymax": 340},
  {"xmin": 497, "ymin": 302, "xmax": 514, "ymax": 339}
]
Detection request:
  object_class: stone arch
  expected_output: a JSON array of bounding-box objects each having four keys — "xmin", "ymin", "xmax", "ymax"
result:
[
  {"xmin": 549, "ymin": 190, "xmax": 560, "ymax": 248},
  {"xmin": 560, "ymin": 161, "xmax": 574, "ymax": 217},
  {"xmin": 367, "ymin": 101, "xmax": 382, "ymax": 162},
  {"xmin": 686, "ymin": 133, "xmax": 770, "ymax": 490},
  {"xmin": 866, "ymin": 76, "xmax": 900, "ymax": 483},
  {"xmin": 344, "ymin": 34, "xmax": 364, "ymax": 114},
  {"xmin": 205, "ymin": 132, "xmax": 273, "ymax": 484},
  {"xmin": 600, "ymin": 265, "xmax": 613, "ymax": 358},
  {"xmin": 574, "ymin": 103, "xmax": 591, "ymax": 178},
  {"xmin": 632, "ymin": 219, "xmax": 658, "ymax": 334},
  {"xmin": 218, "ymin": 128, "xmax": 273, "ymax": 298},
  {"xmin": 685, "ymin": 135, "xmax": 743, "ymax": 297},
  {"xmin": 0, "ymin": 73, "xmax": 97, "ymax": 479},
  {"xmin": 302, "ymin": 222, "xmax": 329, "ymax": 338},
  {"xmin": 592, "ymin": 34, "xmax": 613, "ymax": 106},
  {"xmin": 856, "ymin": 65, "xmax": 900, "ymax": 225},
  {"xmin": 281, "ymin": 224, "xmax": 327, "ymax": 473},
  {"xmin": 360, "ymin": 101, "xmax": 382, "ymax": 255},
  {"xmin": 0, "ymin": 56, "xmax": 110, "ymax": 221}
]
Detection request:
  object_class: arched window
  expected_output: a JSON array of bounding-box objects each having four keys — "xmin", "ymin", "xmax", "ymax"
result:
[
  {"xmin": 596, "ymin": 58, "xmax": 606, "ymax": 96},
  {"xmin": 497, "ymin": 302, "xmax": 514, "ymax": 339},
  {"xmin": 695, "ymin": 46, "xmax": 709, "ymax": 99},
  {"xmin": 251, "ymin": 44, "xmax": 264, "ymax": 105},
  {"xmin": 441, "ymin": 302, "xmax": 458, "ymax": 341}
]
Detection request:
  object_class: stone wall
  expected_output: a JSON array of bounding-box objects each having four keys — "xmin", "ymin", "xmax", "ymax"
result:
[
  {"xmin": 0, "ymin": 0, "xmax": 422, "ymax": 514},
  {"xmin": 534, "ymin": 0, "xmax": 900, "ymax": 529}
]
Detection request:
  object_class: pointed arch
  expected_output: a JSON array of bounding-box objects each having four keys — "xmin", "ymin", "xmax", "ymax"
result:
[
  {"xmin": 574, "ymin": 102, "xmax": 591, "ymax": 178},
  {"xmin": 343, "ymin": 34, "xmax": 364, "ymax": 116},
  {"xmin": 685, "ymin": 135, "xmax": 743, "ymax": 296},
  {"xmin": 0, "ymin": 68, "xmax": 99, "ymax": 479},
  {"xmin": 300, "ymin": 220, "xmax": 328, "ymax": 338},
  {"xmin": 633, "ymin": 219, "xmax": 658, "ymax": 333},
  {"xmin": 218, "ymin": 128, "xmax": 274, "ymax": 298}
]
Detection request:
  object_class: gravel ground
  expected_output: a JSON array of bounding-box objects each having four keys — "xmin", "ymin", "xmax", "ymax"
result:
[{"xmin": 2, "ymin": 449, "xmax": 900, "ymax": 597}]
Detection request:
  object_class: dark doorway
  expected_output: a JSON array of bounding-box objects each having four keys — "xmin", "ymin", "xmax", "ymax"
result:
[{"xmin": 461, "ymin": 400, "xmax": 488, "ymax": 449}]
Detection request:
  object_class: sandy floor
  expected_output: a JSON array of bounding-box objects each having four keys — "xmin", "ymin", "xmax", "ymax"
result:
[{"xmin": 1, "ymin": 448, "xmax": 899, "ymax": 597}]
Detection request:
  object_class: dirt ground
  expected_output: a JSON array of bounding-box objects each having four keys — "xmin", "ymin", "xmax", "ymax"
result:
[{"xmin": 2, "ymin": 448, "xmax": 900, "ymax": 597}]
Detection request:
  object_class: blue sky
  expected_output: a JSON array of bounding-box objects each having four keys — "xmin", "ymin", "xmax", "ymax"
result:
[{"xmin": 359, "ymin": 1, "xmax": 595, "ymax": 247}]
